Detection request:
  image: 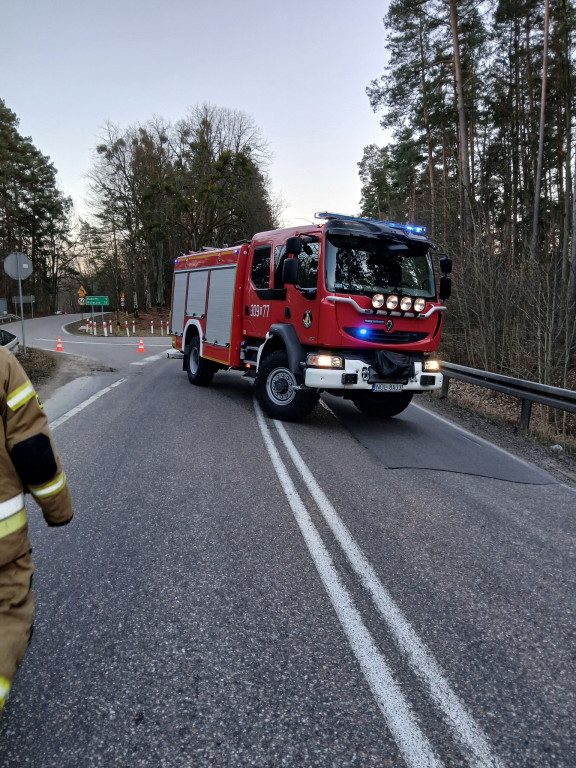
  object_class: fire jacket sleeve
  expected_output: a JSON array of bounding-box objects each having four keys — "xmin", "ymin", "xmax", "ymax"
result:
[{"xmin": 3, "ymin": 352, "xmax": 73, "ymax": 527}]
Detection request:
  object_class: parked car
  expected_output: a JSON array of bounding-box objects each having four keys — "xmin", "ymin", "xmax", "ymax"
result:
[
  {"xmin": 55, "ymin": 310, "xmax": 66, "ymax": 315},
  {"xmin": 0, "ymin": 328, "xmax": 19, "ymax": 352}
]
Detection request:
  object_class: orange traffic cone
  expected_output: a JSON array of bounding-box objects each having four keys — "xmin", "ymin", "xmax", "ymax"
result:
[
  {"xmin": 56, "ymin": 336, "xmax": 64, "ymax": 352},
  {"xmin": 137, "ymin": 337, "xmax": 146, "ymax": 353}
]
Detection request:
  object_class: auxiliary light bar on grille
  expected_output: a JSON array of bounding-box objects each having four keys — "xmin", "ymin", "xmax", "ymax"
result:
[{"xmin": 326, "ymin": 296, "xmax": 445, "ymax": 318}]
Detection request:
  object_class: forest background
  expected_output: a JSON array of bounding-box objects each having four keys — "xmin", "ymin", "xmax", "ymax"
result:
[{"xmin": 1, "ymin": 0, "xmax": 575, "ymax": 407}]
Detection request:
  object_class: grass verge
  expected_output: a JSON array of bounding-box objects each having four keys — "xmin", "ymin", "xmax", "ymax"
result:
[{"xmin": 16, "ymin": 348, "xmax": 58, "ymax": 388}]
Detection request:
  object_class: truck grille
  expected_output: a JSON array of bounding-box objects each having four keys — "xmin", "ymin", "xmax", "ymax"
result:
[{"xmin": 344, "ymin": 327, "xmax": 428, "ymax": 344}]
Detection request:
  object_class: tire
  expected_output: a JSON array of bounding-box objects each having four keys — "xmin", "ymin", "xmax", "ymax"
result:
[
  {"xmin": 186, "ymin": 335, "xmax": 216, "ymax": 386},
  {"xmin": 351, "ymin": 390, "xmax": 413, "ymax": 418},
  {"xmin": 255, "ymin": 350, "xmax": 319, "ymax": 421}
]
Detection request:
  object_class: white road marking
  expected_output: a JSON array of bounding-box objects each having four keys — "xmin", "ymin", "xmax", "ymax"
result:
[
  {"xmin": 254, "ymin": 402, "xmax": 442, "ymax": 768},
  {"xmin": 274, "ymin": 418, "xmax": 503, "ymax": 768},
  {"xmin": 131, "ymin": 350, "xmax": 171, "ymax": 365},
  {"xmin": 48, "ymin": 379, "xmax": 127, "ymax": 429},
  {"xmin": 35, "ymin": 338, "xmax": 169, "ymax": 347}
]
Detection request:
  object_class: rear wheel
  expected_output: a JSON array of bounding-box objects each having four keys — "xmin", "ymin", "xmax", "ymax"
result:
[
  {"xmin": 186, "ymin": 335, "xmax": 216, "ymax": 386},
  {"xmin": 351, "ymin": 390, "xmax": 413, "ymax": 418},
  {"xmin": 255, "ymin": 351, "xmax": 319, "ymax": 421}
]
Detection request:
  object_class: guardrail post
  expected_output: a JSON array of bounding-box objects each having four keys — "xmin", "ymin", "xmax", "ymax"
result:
[
  {"xmin": 440, "ymin": 375, "xmax": 450, "ymax": 399},
  {"xmin": 519, "ymin": 399, "xmax": 532, "ymax": 435}
]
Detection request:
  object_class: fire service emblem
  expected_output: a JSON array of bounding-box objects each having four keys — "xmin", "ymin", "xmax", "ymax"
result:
[{"xmin": 303, "ymin": 310, "xmax": 313, "ymax": 329}]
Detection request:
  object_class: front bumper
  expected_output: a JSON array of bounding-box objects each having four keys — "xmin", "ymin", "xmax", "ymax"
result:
[{"xmin": 303, "ymin": 359, "xmax": 442, "ymax": 392}]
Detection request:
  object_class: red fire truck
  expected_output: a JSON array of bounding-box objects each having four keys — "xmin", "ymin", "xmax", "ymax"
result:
[{"xmin": 169, "ymin": 212, "xmax": 452, "ymax": 421}]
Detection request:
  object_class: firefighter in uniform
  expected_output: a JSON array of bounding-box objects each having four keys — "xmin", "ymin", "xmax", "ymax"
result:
[{"xmin": 0, "ymin": 345, "xmax": 73, "ymax": 719}]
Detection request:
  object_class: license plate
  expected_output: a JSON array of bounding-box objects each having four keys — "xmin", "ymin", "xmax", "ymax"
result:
[{"xmin": 372, "ymin": 383, "xmax": 403, "ymax": 393}]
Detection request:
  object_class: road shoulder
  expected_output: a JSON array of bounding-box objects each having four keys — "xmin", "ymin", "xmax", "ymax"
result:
[{"xmin": 419, "ymin": 392, "xmax": 576, "ymax": 488}]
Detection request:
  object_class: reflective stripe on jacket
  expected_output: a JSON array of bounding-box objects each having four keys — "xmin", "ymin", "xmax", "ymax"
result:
[
  {"xmin": 0, "ymin": 675, "xmax": 11, "ymax": 709},
  {"xmin": 0, "ymin": 493, "xmax": 26, "ymax": 539}
]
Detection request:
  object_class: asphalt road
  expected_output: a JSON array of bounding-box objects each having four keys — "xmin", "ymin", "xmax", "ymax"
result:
[{"xmin": 0, "ymin": 317, "xmax": 575, "ymax": 767}]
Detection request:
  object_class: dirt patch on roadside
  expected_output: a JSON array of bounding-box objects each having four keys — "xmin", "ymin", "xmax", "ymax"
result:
[{"xmin": 34, "ymin": 352, "xmax": 115, "ymax": 401}]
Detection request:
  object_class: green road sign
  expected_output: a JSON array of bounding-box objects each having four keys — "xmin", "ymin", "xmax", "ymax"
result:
[{"xmin": 86, "ymin": 296, "xmax": 109, "ymax": 306}]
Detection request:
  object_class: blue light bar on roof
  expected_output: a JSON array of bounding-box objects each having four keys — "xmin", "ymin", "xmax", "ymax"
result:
[
  {"xmin": 387, "ymin": 221, "xmax": 427, "ymax": 234},
  {"xmin": 314, "ymin": 211, "xmax": 427, "ymax": 235}
]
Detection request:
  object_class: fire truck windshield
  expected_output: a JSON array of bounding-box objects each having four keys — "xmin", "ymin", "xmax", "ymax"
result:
[{"xmin": 324, "ymin": 234, "xmax": 435, "ymax": 298}]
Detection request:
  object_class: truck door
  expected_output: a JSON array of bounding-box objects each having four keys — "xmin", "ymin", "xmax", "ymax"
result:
[
  {"xmin": 243, "ymin": 244, "xmax": 284, "ymax": 340},
  {"xmin": 243, "ymin": 239, "xmax": 320, "ymax": 346},
  {"xmin": 284, "ymin": 239, "xmax": 320, "ymax": 346}
]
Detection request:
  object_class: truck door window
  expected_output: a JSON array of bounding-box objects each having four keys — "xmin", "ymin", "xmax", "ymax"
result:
[
  {"xmin": 251, "ymin": 245, "xmax": 271, "ymax": 289},
  {"xmin": 273, "ymin": 245, "xmax": 286, "ymax": 288},
  {"xmin": 298, "ymin": 241, "xmax": 319, "ymax": 289}
]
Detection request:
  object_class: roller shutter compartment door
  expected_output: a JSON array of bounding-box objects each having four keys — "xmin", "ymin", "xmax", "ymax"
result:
[
  {"xmin": 186, "ymin": 270, "xmax": 209, "ymax": 318},
  {"xmin": 171, "ymin": 273, "xmax": 188, "ymax": 335},
  {"xmin": 205, "ymin": 266, "xmax": 237, "ymax": 347}
]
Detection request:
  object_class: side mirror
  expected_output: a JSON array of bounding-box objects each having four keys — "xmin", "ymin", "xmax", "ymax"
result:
[
  {"xmin": 283, "ymin": 257, "xmax": 300, "ymax": 285},
  {"xmin": 439, "ymin": 275, "xmax": 452, "ymax": 301},
  {"xmin": 285, "ymin": 236, "xmax": 302, "ymax": 256},
  {"xmin": 440, "ymin": 255, "xmax": 453, "ymax": 274}
]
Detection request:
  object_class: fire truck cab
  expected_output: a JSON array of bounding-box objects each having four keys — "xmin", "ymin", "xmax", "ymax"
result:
[{"xmin": 169, "ymin": 212, "xmax": 452, "ymax": 421}]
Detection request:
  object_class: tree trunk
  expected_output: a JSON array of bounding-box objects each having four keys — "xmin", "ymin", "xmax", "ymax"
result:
[
  {"xmin": 448, "ymin": 0, "xmax": 474, "ymax": 246},
  {"xmin": 530, "ymin": 0, "xmax": 550, "ymax": 260},
  {"xmin": 418, "ymin": 23, "xmax": 436, "ymax": 238},
  {"xmin": 569, "ymin": 146, "xmax": 576, "ymax": 314}
]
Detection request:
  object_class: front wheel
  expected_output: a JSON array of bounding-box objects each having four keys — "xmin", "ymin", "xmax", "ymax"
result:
[
  {"xmin": 255, "ymin": 351, "xmax": 319, "ymax": 421},
  {"xmin": 186, "ymin": 335, "xmax": 216, "ymax": 386},
  {"xmin": 351, "ymin": 390, "xmax": 413, "ymax": 418}
]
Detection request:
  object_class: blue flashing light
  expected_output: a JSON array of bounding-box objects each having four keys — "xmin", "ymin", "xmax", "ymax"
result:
[
  {"xmin": 359, "ymin": 328, "xmax": 368, "ymax": 336},
  {"xmin": 387, "ymin": 221, "xmax": 427, "ymax": 235}
]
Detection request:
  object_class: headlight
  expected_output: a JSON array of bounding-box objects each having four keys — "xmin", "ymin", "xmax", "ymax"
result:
[
  {"xmin": 414, "ymin": 298, "xmax": 426, "ymax": 313},
  {"xmin": 424, "ymin": 359, "xmax": 440, "ymax": 372},
  {"xmin": 372, "ymin": 293, "xmax": 385, "ymax": 309},
  {"xmin": 307, "ymin": 353, "xmax": 344, "ymax": 368},
  {"xmin": 386, "ymin": 295, "xmax": 399, "ymax": 310},
  {"xmin": 400, "ymin": 296, "xmax": 413, "ymax": 312}
]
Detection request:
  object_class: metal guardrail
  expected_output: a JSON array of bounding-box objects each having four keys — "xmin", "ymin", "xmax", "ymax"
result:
[
  {"xmin": 0, "ymin": 314, "xmax": 20, "ymax": 323},
  {"xmin": 439, "ymin": 361, "xmax": 576, "ymax": 434}
]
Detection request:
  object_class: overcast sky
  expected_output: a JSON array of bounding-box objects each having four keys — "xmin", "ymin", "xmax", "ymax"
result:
[{"xmin": 3, "ymin": 0, "xmax": 391, "ymax": 228}]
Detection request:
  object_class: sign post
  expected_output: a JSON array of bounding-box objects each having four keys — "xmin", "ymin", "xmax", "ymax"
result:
[
  {"xmin": 4, "ymin": 252, "xmax": 33, "ymax": 354},
  {"xmin": 77, "ymin": 285, "xmax": 87, "ymax": 318},
  {"xmin": 11, "ymin": 296, "xmax": 35, "ymax": 319},
  {"xmin": 85, "ymin": 297, "xmax": 109, "ymax": 332}
]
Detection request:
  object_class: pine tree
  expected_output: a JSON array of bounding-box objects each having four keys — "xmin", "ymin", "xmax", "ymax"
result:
[{"xmin": 0, "ymin": 99, "xmax": 73, "ymax": 313}]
